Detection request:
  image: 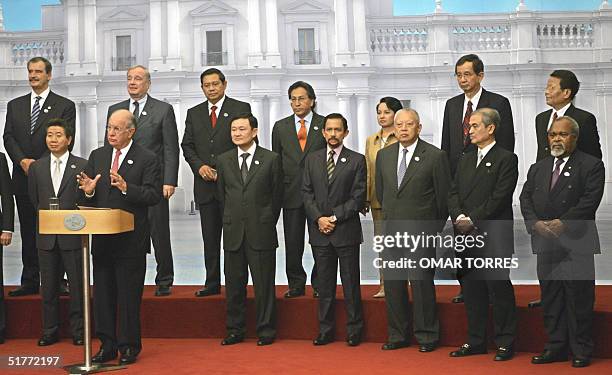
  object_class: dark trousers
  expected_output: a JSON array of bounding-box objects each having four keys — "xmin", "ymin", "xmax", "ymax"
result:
[
  {"xmin": 15, "ymin": 194, "xmax": 39, "ymax": 288},
  {"xmin": 224, "ymin": 242, "xmax": 276, "ymax": 339},
  {"xmin": 149, "ymin": 198, "xmax": 173, "ymax": 286},
  {"xmin": 313, "ymin": 244, "xmax": 363, "ymax": 338},
  {"xmin": 0, "ymin": 245, "xmax": 5, "ymax": 335},
  {"xmin": 537, "ymin": 251, "xmax": 595, "ymax": 358},
  {"xmin": 38, "ymin": 246, "xmax": 83, "ymax": 337},
  {"xmin": 93, "ymin": 254, "xmax": 146, "ymax": 354},
  {"xmin": 384, "ymin": 266, "xmax": 439, "ymax": 345},
  {"xmin": 282, "ymin": 207, "xmax": 317, "ymax": 290},
  {"xmin": 463, "ymin": 276, "xmax": 516, "ymax": 348},
  {"xmin": 199, "ymin": 201, "xmax": 222, "ymax": 290}
]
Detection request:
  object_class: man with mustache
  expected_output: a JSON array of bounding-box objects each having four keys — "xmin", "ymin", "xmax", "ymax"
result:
[
  {"xmin": 520, "ymin": 116, "xmax": 604, "ymax": 368},
  {"xmin": 3, "ymin": 56, "xmax": 76, "ymax": 297}
]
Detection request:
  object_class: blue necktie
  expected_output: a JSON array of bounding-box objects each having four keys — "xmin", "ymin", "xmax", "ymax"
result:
[{"xmin": 31, "ymin": 96, "xmax": 41, "ymax": 134}]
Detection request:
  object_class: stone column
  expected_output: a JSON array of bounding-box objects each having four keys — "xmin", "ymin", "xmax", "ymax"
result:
[
  {"xmin": 334, "ymin": 0, "xmax": 350, "ymax": 66},
  {"xmin": 355, "ymin": 95, "xmax": 370, "ymax": 153},
  {"xmin": 248, "ymin": 0, "xmax": 264, "ymax": 67},
  {"xmin": 166, "ymin": 0, "xmax": 181, "ymax": 69},
  {"xmin": 265, "ymin": 96, "xmax": 281, "ymax": 148},
  {"xmin": 352, "ymin": 0, "xmax": 370, "ymax": 66},
  {"xmin": 64, "ymin": 0, "xmax": 80, "ymax": 73},
  {"xmin": 81, "ymin": 0, "xmax": 98, "ymax": 73},
  {"xmin": 264, "ymin": 0, "xmax": 281, "ymax": 68},
  {"xmin": 149, "ymin": 0, "xmax": 163, "ymax": 68}
]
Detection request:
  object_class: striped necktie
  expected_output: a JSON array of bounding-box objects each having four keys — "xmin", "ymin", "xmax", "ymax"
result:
[
  {"xmin": 397, "ymin": 148, "xmax": 408, "ymax": 187},
  {"xmin": 327, "ymin": 150, "xmax": 335, "ymax": 182},
  {"xmin": 31, "ymin": 96, "xmax": 41, "ymax": 134}
]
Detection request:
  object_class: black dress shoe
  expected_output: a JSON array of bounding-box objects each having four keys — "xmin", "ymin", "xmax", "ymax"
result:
[
  {"xmin": 155, "ymin": 285, "xmax": 171, "ymax": 296},
  {"xmin": 72, "ymin": 337, "xmax": 84, "ymax": 346},
  {"xmin": 8, "ymin": 286, "xmax": 39, "ymax": 297},
  {"xmin": 313, "ymin": 334, "xmax": 334, "ymax": 346},
  {"xmin": 119, "ymin": 348, "xmax": 138, "ymax": 365},
  {"xmin": 572, "ymin": 357, "xmax": 591, "ymax": 368},
  {"xmin": 346, "ymin": 334, "xmax": 361, "ymax": 347},
  {"xmin": 91, "ymin": 348, "xmax": 118, "ymax": 364},
  {"xmin": 494, "ymin": 346, "xmax": 514, "ymax": 361},
  {"xmin": 257, "ymin": 337, "xmax": 274, "ymax": 346},
  {"xmin": 450, "ymin": 344, "xmax": 487, "ymax": 357},
  {"xmin": 195, "ymin": 286, "xmax": 220, "ymax": 297},
  {"xmin": 381, "ymin": 341, "xmax": 410, "ymax": 350},
  {"xmin": 451, "ymin": 293, "xmax": 464, "ymax": 303},
  {"xmin": 37, "ymin": 334, "xmax": 59, "ymax": 346},
  {"xmin": 528, "ymin": 299, "xmax": 542, "ymax": 308},
  {"xmin": 313, "ymin": 289, "xmax": 320, "ymax": 298},
  {"xmin": 531, "ymin": 350, "xmax": 567, "ymax": 364},
  {"xmin": 221, "ymin": 334, "xmax": 244, "ymax": 346},
  {"xmin": 284, "ymin": 288, "xmax": 305, "ymax": 298},
  {"xmin": 419, "ymin": 342, "xmax": 437, "ymax": 352}
]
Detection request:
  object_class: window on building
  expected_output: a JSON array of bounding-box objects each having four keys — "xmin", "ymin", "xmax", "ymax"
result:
[
  {"xmin": 202, "ymin": 30, "xmax": 226, "ymax": 66},
  {"xmin": 295, "ymin": 28, "xmax": 320, "ymax": 65},
  {"xmin": 114, "ymin": 35, "xmax": 134, "ymax": 71}
]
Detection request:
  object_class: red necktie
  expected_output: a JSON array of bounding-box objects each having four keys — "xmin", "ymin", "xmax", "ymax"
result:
[
  {"xmin": 210, "ymin": 105, "xmax": 217, "ymax": 128},
  {"xmin": 111, "ymin": 150, "xmax": 121, "ymax": 173},
  {"xmin": 552, "ymin": 111, "xmax": 558, "ymax": 124},
  {"xmin": 462, "ymin": 101, "xmax": 473, "ymax": 146},
  {"xmin": 297, "ymin": 119, "xmax": 307, "ymax": 151}
]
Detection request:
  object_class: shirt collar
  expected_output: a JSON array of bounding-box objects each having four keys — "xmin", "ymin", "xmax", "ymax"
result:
[
  {"xmin": 238, "ymin": 142, "xmax": 257, "ymax": 158},
  {"xmin": 32, "ymin": 87, "xmax": 50, "ymax": 102},
  {"xmin": 208, "ymin": 96, "xmax": 226, "ymax": 111},
  {"xmin": 465, "ymin": 86, "xmax": 483, "ymax": 106},
  {"xmin": 400, "ymin": 138, "xmax": 418, "ymax": 153},
  {"xmin": 478, "ymin": 141, "xmax": 496, "ymax": 159},
  {"xmin": 552, "ymin": 102, "xmax": 572, "ymax": 117},
  {"xmin": 131, "ymin": 94, "xmax": 148, "ymax": 107},
  {"xmin": 115, "ymin": 140, "xmax": 133, "ymax": 156},
  {"xmin": 52, "ymin": 151, "xmax": 70, "ymax": 164},
  {"xmin": 327, "ymin": 144, "xmax": 343, "ymax": 157},
  {"xmin": 294, "ymin": 111, "xmax": 314, "ymax": 126}
]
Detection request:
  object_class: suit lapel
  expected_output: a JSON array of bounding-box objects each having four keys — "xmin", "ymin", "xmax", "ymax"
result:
[
  {"xmin": 32, "ymin": 92, "xmax": 55, "ymax": 135},
  {"xmin": 387, "ymin": 143, "xmax": 400, "ymax": 194},
  {"xmin": 398, "ymin": 140, "xmax": 424, "ymax": 193},
  {"xmin": 118, "ymin": 144, "xmax": 137, "ymax": 177},
  {"xmin": 57, "ymin": 154, "xmax": 79, "ymax": 196},
  {"xmin": 550, "ymin": 154, "xmax": 576, "ymax": 198},
  {"xmin": 214, "ymin": 97, "xmax": 233, "ymax": 137},
  {"xmin": 302, "ymin": 114, "xmax": 323, "ymax": 159},
  {"xmin": 328, "ymin": 147, "xmax": 348, "ymax": 186},
  {"xmin": 243, "ymin": 146, "xmax": 263, "ymax": 188},
  {"xmin": 137, "ymin": 98, "xmax": 154, "ymax": 129},
  {"xmin": 461, "ymin": 152, "xmax": 479, "ymax": 195}
]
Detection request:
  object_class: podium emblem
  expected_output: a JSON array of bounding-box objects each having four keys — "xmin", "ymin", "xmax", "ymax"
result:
[{"xmin": 64, "ymin": 214, "xmax": 86, "ymax": 231}]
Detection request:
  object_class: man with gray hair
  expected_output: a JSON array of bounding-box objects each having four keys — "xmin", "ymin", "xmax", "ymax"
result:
[
  {"xmin": 106, "ymin": 65, "xmax": 179, "ymax": 296},
  {"xmin": 520, "ymin": 115, "xmax": 604, "ymax": 368},
  {"xmin": 448, "ymin": 108, "xmax": 518, "ymax": 361}
]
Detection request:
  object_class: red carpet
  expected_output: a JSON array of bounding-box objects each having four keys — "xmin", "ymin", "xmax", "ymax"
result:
[
  {"xmin": 3, "ymin": 285, "xmax": 612, "ymax": 358},
  {"xmin": 0, "ymin": 339, "xmax": 611, "ymax": 375}
]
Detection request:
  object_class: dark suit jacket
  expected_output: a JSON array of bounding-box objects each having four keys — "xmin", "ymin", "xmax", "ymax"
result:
[
  {"xmin": 80, "ymin": 143, "xmax": 162, "ymax": 258},
  {"xmin": 535, "ymin": 104, "xmax": 602, "ymax": 162},
  {"xmin": 106, "ymin": 95, "xmax": 179, "ymax": 186},
  {"xmin": 302, "ymin": 147, "xmax": 366, "ymax": 248},
  {"xmin": 448, "ymin": 144, "xmax": 518, "ymax": 256},
  {"xmin": 441, "ymin": 88, "xmax": 515, "ymax": 176},
  {"xmin": 272, "ymin": 113, "xmax": 326, "ymax": 209},
  {"xmin": 181, "ymin": 96, "xmax": 251, "ymax": 204},
  {"xmin": 519, "ymin": 150, "xmax": 604, "ymax": 254},
  {"xmin": 216, "ymin": 146, "xmax": 283, "ymax": 252},
  {"xmin": 375, "ymin": 139, "xmax": 451, "ymax": 232},
  {"xmin": 0, "ymin": 152, "xmax": 14, "ymax": 233},
  {"xmin": 3, "ymin": 91, "xmax": 76, "ymax": 192},
  {"xmin": 28, "ymin": 153, "xmax": 87, "ymax": 250}
]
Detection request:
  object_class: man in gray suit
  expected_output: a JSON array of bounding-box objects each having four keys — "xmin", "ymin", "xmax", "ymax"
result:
[
  {"xmin": 107, "ymin": 65, "xmax": 179, "ymax": 296},
  {"xmin": 28, "ymin": 118, "xmax": 86, "ymax": 346},
  {"xmin": 376, "ymin": 109, "xmax": 451, "ymax": 352},
  {"xmin": 272, "ymin": 81, "xmax": 326, "ymax": 298}
]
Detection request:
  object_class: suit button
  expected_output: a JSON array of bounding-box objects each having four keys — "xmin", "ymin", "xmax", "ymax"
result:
[
  {"xmin": 562, "ymin": 200, "xmax": 566, "ymax": 204},
  {"xmin": 210, "ymin": 139, "xmax": 214, "ymax": 143},
  {"xmin": 568, "ymin": 185, "xmax": 572, "ymax": 189},
  {"xmin": 211, "ymin": 154, "xmax": 215, "ymax": 158},
  {"xmin": 545, "ymin": 147, "xmax": 549, "ymax": 150}
]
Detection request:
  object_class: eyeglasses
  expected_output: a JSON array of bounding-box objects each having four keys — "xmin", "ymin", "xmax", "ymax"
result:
[{"xmin": 106, "ymin": 126, "xmax": 129, "ymax": 134}]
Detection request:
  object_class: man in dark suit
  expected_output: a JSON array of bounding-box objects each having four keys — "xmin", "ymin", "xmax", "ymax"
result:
[
  {"xmin": 0, "ymin": 151, "xmax": 14, "ymax": 344},
  {"xmin": 78, "ymin": 109, "xmax": 161, "ymax": 365},
  {"xmin": 302, "ymin": 113, "xmax": 365, "ymax": 346},
  {"xmin": 376, "ymin": 109, "xmax": 451, "ymax": 352},
  {"xmin": 272, "ymin": 81, "xmax": 326, "ymax": 298},
  {"xmin": 28, "ymin": 119, "xmax": 86, "ymax": 347},
  {"xmin": 530, "ymin": 71, "xmax": 601, "ymax": 309},
  {"xmin": 441, "ymin": 54, "xmax": 515, "ymax": 304},
  {"xmin": 447, "ymin": 108, "xmax": 518, "ymax": 361},
  {"xmin": 182, "ymin": 68, "xmax": 251, "ymax": 297},
  {"xmin": 3, "ymin": 56, "xmax": 76, "ymax": 297},
  {"xmin": 106, "ymin": 65, "xmax": 179, "ymax": 297},
  {"xmin": 520, "ymin": 116, "xmax": 604, "ymax": 368},
  {"xmin": 216, "ymin": 113, "xmax": 283, "ymax": 346}
]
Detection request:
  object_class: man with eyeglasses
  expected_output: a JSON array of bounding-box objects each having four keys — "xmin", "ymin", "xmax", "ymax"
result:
[
  {"xmin": 106, "ymin": 65, "xmax": 179, "ymax": 297},
  {"xmin": 272, "ymin": 81, "xmax": 326, "ymax": 299},
  {"xmin": 440, "ymin": 54, "xmax": 515, "ymax": 304},
  {"xmin": 182, "ymin": 68, "xmax": 251, "ymax": 297}
]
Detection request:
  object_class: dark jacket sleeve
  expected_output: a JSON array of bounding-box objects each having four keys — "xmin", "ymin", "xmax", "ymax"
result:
[
  {"xmin": 332, "ymin": 155, "xmax": 366, "ymax": 223},
  {"xmin": 125, "ymin": 153, "xmax": 163, "ymax": 207},
  {"xmin": 560, "ymin": 159, "xmax": 605, "ymax": 221},
  {"xmin": 375, "ymin": 151, "xmax": 385, "ymax": 206},
  {"xmin": 433, "ymin": 151, "xmax": 451, "ymax": 229},
  {"xmin": 3, "ymin": 100, "xmax": 26, "ymax": 164},
  {"xmin": 579, "ymin": 112, "xmax": 602, "ymax": 160},
  {"xmin": 469, "ymin": 153, "xmax": 518, "ymax": 221},
  {"xmin": 496, "ymin": 96, "xmax": 515, "ymax": 152},
  {"xmin": 519, "ymin": 164, "xmax": 538, "ymax": 233},
  {"xmin": 0, "ymin": 153, "xmax": 15, "ymax": 232},
  {"xmin": 441, "ymin": 100, "xmax": 451, "ymax": 155},
  {"xmin": 27, "ymin": 161, "xmax": 39, "ymax": 211},
  {"xmin": 301, "ymin": 155, "xmax": 322, "ymax": 223},
  {"xmin": 271, "ymin": 153, "xmax": 284, "ymax": 221},
  {"xmin": 161, "ymin": 104, "xmax": 180, "ymax": 186},
  {"xmin": 181, "ymin": 108, "xmax": 206, "ymax": 175}
]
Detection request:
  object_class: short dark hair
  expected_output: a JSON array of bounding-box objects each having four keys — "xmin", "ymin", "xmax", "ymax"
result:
[
  {"xmin": 288, "ymin": 81, "xmax": 317, "ymax": 111},
  {"xmin": 231, "ymin": 113, "xmax": 258, "ymax": 129},
  {"xmin": 324, "ymin": 113, "xmax": 348, "ymax": 131},
  {"xmin": 550, "ymin": 70, "xmax": 580, "ymax": 100},
  {"xmin": 28, "ymin": 56, "xmax": 52, "ymax": 74},
  {"xmin": 200, "ymin": 68, "xmax": 226, "ymax": 85},
  {"xmin": 455, "ymin": 54, "xmax": 484, "ymax": 75},
  {"xmin": 472, "ymin": 108, "xmax": 500, "ymax": 135},
  {"xmin": 46, "ymin": 118, "xmax": 74, "ymax": 138},
  {"xmin": 376, "ymin": 97, "xmax": 403, "ymax": 113}
]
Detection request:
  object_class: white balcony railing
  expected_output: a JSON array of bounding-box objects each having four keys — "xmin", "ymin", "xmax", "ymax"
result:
[
  {"xmin": 536, "ymin": 23, "xmax": 594, "ymax": 48},
  {"xmin": 452, "ymin": 24, "xmax": 511, "ymax": 51},
  {"xmin": 369, "ymin": 25, "xmax": 429, "ymax": 53}
]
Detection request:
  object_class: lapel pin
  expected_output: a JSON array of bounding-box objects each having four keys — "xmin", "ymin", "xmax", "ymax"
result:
[
  {"xmin": 70, "ymin": 164, "xmax": 76, "ymax": 169},
  {"xmin": 341, "ymin": 157, "xmax": 347, "ymax": 163},
  {"xmin": 414, "ymin": 156, "xmax": 420, "ymax": 162},
  {"xmin": 223, "ymin": 113, "xmax": 228, "ymax": 117},
  {"xmin": 127, "ymin": 159, "xmax": 134, "ymax": 165},
  {"xmin": 568, "ymin": 166, "xmax": 572, "ymax": 169},
  {"xmin": 43, "ymin": 109, "xmax": 49, "ymax": 113},
  {"xmin": 314, "ymin": 126, "xmax": 319, "ymax": 131},
  {"xmin": 141, "ymin": 111, "xmax": 147, "ymax": 116},
  {"xmin": 564, "ymin": 171, "xmax": 570, "ymax": 177},
  {"xmin": 485, "ymin": 162, "xmax": 492, "ymax": 167},
  {"xmin": 254, "ymin": 160, "xmax": 260, "ymax": 165},
  {"xmin": 47, "ymin": 106, "xmax": 51, "ymax": 110}
]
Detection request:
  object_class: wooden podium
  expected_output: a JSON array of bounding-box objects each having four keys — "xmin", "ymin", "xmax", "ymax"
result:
[{"xmin": 39, "ymin": 209, "xmax": 134, "ymax": 375}]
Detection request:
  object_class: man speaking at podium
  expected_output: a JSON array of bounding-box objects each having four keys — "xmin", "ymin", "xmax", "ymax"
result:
[{"xmin": 77, "ymin": 109, "xmax": 161, "ymax": 365}]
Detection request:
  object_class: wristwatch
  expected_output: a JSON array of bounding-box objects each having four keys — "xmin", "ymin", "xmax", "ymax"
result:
[{"xmin": 330, "ymin": 215, "xmax": 337, "ymax": 223}]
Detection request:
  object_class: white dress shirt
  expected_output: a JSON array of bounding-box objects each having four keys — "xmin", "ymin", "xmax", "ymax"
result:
[
  {"xmin": 463, "ymin": 87, "xmax": 482, "ymax": 118},
  {"xmin": 237, "ymin": 142, "xmax": 257, "ymax": 170},
  {"xmin": 130, "ymin": 95, "xmax": 148, "ymax": 117},
  {"xmin": 294, "ymin": 111, "xmax": 314, "ymax": 134},
  {"xmin": 208, "ymin": 96, "xmax": 226, "ymax": 117},
  {"xmin": 547, "ymin": 102, "xmax": 572, "ymax": 131},
  {"xmin": 31, "ymin": 87, "xmax": 50, "ymax": 110},
  {"xmin": 476, "ymin": 141, "xmax": 496, "ymax": 167},
  {"xmin": 396, "ymin": 139, "xmax": 418, "ymax": 173},
  {"xmin": 50, "ymin": 151, "xmax": 69, "ymax": 195}
]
